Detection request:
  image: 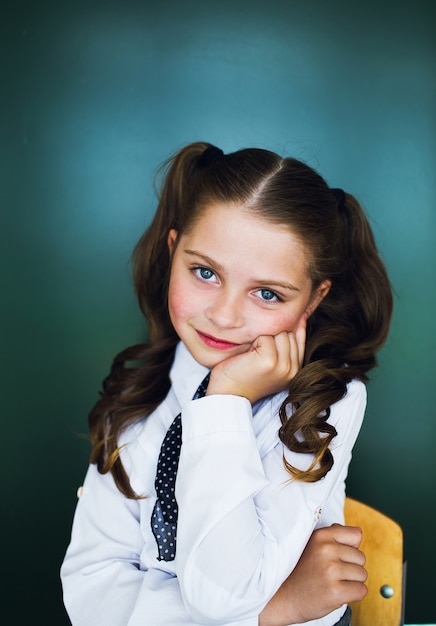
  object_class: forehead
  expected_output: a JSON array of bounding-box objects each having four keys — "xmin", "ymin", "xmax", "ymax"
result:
[{"xmin": 181, "ymin": 202, "xmax": 312, "ymax": 282}]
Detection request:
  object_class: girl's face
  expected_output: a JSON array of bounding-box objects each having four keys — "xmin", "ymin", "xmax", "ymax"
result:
[{"xmin": 167, "ymin": 203, "xmax": 330, "ymax": 370}]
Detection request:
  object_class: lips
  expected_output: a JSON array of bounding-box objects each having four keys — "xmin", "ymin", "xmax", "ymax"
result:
[{"xmin": 196, "ymin": 330, "xmax": 241, "ymax": 350}]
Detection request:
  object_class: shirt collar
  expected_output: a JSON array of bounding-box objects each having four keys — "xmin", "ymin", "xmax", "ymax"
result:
[{"xmin": 170, "ymin": 342, "xmax": 210, "ymax": 407}]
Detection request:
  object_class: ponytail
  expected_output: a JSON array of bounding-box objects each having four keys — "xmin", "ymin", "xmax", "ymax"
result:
[
  {"xmin": 280, "ymin": 189, "xmax": 393, "ymax": 482},
  {"xmin": 338, "ymin": 193, "xmax": 392, "ymax": 360},
  {"xmin": 305, "ymin": 191, "xmax": 392, "ymax": 370}
]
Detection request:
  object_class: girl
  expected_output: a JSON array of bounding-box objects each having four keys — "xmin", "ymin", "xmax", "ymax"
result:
[{"xmin": 61, "ymin": 142, "xmax": 393, "ymax": 626}]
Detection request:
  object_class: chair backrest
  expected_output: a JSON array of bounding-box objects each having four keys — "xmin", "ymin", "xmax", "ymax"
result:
[{"xmin": 344, "ymin": 497, "xmax": 404, "ymax": 626}]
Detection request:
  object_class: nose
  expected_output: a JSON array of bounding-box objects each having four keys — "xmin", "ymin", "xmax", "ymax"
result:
[{"xmin": 205, "ymin": 289, "xmax": 244, "ymax": 329}]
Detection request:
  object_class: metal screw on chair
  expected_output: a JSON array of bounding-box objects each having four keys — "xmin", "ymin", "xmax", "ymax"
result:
[{"xmin": 380, "ymin": 585, "xmax": 394, "ymax": 598}]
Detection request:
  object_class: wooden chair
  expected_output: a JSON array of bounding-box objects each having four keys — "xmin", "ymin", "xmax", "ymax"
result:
[{"xmin": 344, "ymin": 497, "xmax": 405, "ymax": 626}]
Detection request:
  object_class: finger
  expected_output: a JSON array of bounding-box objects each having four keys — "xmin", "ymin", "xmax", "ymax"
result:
[
  {"xmin": 337, "ymin": 580, "xmax": 368, "ymax": 604},
  {"xmin": 295, "ymin": 313, "xmax": 307, "ymax": 368},
  {"xmin": 339, "ymin": 560, "xmax": 368, "ymax": 583},
  {"xmin": 284, "ymin": 328, "xmax": 305, "ymax": 377},
  {"xmin": 329, "ymin": 524, "xmax": 363, "ymax": 549},
  {"xmin": 273, "ymin": 331, "xmax": 302, "ymax": 382},
  {"xmin": 286, "ymin": 331, "xmax": 301, "ymax": 377},
  {"xmin": 274, "ymin": 331, "xmax": 294, "ymax": 364},
  {"xmin": 250, "ymin": 335, "xmax": 281, "ymax": 372},
  {"xmin": 336, "ymin": 544, "xmax": 366, "ymax": 567},
  {"xmin": 251, "ymin": 334, "xmax": 276, "ymax": 357}
]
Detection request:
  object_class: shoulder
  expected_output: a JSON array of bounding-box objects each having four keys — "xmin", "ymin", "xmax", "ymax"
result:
[
  {"xmin": 119, "ymin": 386, "xmax": 180, "ymax": 453},
  {"xmin": 117, "ymin": 387, "xmax": 181, "ymax": 496},
  {"xmin": 331, "ymin": 378, "xmax": 367, "ymax": 418},
  {"xmin": 342, "ymin": 378, "xmax": 367, "ymax": 410},
  {"xmin": 344, "ymin": 378, "xmax": 367, "ymax": 407},
  {"xmin": 328, "ymin": 378, "xmax": 367, "ymax": 441}
]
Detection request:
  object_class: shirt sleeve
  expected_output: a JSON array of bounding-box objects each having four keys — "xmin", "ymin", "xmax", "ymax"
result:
[
  {"xmin": 174, "ymin": 381, "xmax": 366, "ymax": 624},
  {"xmin": 60, "ymin": 462, "xmax": 145, "ymax": 626}
]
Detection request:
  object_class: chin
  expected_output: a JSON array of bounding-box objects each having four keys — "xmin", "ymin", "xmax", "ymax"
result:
[{"xmin": 191, "ymin": 350, "xmax": 222, "ymax": 369}]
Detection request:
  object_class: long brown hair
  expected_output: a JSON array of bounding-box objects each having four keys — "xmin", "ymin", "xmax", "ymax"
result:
[{"xmin": 88, "ymin": 142, "xmax": 393, "ymax": 498}]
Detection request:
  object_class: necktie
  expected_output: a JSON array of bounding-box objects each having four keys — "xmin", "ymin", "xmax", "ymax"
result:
[{"xmin": 151, "ymin": 373, "xmax": 210, "ymax": 561}]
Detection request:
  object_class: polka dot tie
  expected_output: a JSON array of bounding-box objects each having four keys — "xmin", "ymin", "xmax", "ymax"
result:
[{"xmin": 151, "ymin": 373, "xmax": 210, "ymax": 561}]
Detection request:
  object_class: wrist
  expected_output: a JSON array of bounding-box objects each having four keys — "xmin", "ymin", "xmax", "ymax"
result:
[
  {"xmin": 258, "ymin": 591, "xmax": 301, "ymax": 626},
  {"xmin": 206, "ymin": 373, "xmax": 254, "ymax": 402}
]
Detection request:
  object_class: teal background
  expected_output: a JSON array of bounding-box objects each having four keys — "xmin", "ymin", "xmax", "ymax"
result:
[{"xmin": 2, "ymin": 0, "xmax": 435, "ymax": 623}]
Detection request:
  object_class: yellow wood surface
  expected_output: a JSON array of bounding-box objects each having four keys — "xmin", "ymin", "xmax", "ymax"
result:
[{"xmin": 344, "ymin": 497, "xmax": 403, "ymax": 626}]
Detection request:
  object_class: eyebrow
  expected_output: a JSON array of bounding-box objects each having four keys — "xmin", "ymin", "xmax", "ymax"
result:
[{"xmin": 183, "ymin": 248, "xmax": 301, "ymax": 292}]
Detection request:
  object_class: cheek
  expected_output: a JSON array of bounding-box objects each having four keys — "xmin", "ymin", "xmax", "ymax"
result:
[
  {"xmin": 254, "ymin": 309, "xmax": 304, "ymax": 336},
  {"xmin": 167, "ymin": 277, "xmax": 198, "ymax": 325},
  {"xmin": 167, "ymin": 282, "xmax": 185, "ymax": 324}
]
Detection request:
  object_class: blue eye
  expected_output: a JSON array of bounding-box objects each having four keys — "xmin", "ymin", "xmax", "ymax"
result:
[
  {"xmin": 194, "ymin": 267, "xmax": 216, "ymax": 281},
  {"xmin": 258, "ymin": 289, "xmax": 279, "ymax": 302}
]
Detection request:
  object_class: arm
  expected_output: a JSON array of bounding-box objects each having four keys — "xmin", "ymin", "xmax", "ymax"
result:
[
  {"xmin": 259, "ymin": 525, "xmax": 368, "ymax": 626},
  {"xmin": 61, "ymin": 463, "xmax": 145, "ymax": 626},
  {"xmin": 175, "ymin": 380, "xmax": 366, "ymax": 624}
]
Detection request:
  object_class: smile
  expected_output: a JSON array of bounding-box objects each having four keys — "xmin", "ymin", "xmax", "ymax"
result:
[{"xmin": 196, "ymin": 331, "xmax": 242, "ymax": 351}]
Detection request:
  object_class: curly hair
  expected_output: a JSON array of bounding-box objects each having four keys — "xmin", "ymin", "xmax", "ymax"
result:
[{"xmin": 88, "ymin": 142, "xmax": 393, "ymax": 498}]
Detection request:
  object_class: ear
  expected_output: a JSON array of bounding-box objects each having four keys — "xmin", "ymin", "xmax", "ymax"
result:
[
  {"xmin": 167, "ymin": 229, "xmax": 178, "ymax": 254},
  {"xmin": 306, "ymin": 279, "xmax": 331, "ymax": 317}
]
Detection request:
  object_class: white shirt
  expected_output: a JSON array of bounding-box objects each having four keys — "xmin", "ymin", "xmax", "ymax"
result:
[{"xmin": 61, "ymin": 342, "xmax": 366, "ymax": 626}]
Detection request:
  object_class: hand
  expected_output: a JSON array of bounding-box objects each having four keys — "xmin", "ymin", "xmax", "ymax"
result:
[
  {"xmin": 207, "ymin": 315, "xmax": 306, "ymax": 404},
  {"xmin": 259, "ymin": 525, "xmax": 368, "ymax": 626}
]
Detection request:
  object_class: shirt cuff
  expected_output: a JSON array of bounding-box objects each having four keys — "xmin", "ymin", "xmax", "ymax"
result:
[{"xmin": 181, "ymin": 394, "xmax": 254, "ymax": 439}]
